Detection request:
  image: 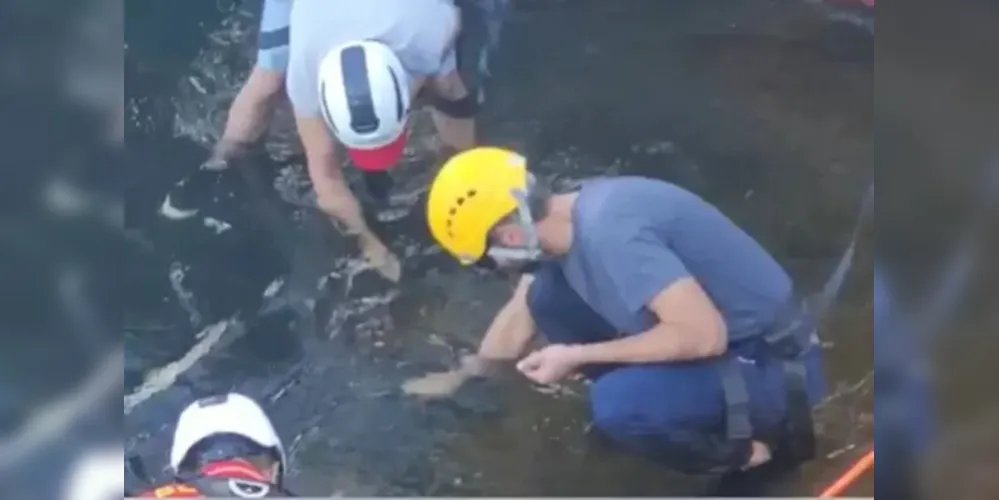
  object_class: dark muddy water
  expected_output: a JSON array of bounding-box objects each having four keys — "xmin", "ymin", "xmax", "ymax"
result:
[{"xmin": 124, "ymin": 0, "xmax": 874, "ymax": 496}]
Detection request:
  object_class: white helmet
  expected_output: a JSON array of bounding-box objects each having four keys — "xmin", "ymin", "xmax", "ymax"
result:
[
  {"xmin": 317, "ymin": 40, "xmax": 412, "ymax": 172},
  {"xmin": 64, "ymin": 446, "xmax": 123, "ymax": 500},
  {"xmin": 169, "ymin": 393, "xmax": 286, "ymax": 481}
]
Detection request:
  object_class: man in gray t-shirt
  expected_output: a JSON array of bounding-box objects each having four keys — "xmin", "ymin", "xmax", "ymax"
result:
[
  {"xmin": 406, "ymin": 147, "xmax": 827, "ymax": 475},
  {"xmin": 288, "ymin": 0, "xmax": 502, "ymax": 282}
]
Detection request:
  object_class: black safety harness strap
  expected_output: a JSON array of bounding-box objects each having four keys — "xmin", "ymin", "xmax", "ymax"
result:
[
  {"xmin": 719, "ymin": 357, "xmax": 753, "ymax": 442},
  {"xmin": 778, "ymin": 350, "xmax": 817, "ymax": 462},
  {"xmin": 719, "ymin": 184, "xmax": 874, "ymax": 466}
]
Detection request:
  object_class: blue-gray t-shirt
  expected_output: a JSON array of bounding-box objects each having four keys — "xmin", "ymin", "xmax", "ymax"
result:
[{"xmin": 557, "ymin": 177, "xmax": 793, "ymax": 342}]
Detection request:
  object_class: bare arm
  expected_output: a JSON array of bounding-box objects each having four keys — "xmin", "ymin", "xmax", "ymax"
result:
[
  {"xmin": 296, "ymin": 115, "xmax": 400, "ymax": 281},
  {"xmin": 401, "ymin": 275, "xmax": 537, "ymax": 397},
  {"xmin": 471, "ymin": 275, "xmax": 537, "ymax": 367},
  {"xmin": 572, "ymin": 277, "xmax": 727, "ymax": 365},
  {"xmin": 296, "ymin": 115, "xmax": 368, "ymax": 236}
]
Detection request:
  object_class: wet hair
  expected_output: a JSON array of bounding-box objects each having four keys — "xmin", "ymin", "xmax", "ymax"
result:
[{"xmin": 525, "ymin": 173, "xmax": 553, "ymax": 220}]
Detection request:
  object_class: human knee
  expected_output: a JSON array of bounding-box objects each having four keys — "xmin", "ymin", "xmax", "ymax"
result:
[
  {"xmin": 429, "ymin": 70, "xmax": 479, "ymax": 119},
  {"xmin": 430, "ymin": 92, "xmax": 479, "ymax": 119},
  {"xmin": 588, "ymin": 364, "xmax": 756, "ymax": 473}
]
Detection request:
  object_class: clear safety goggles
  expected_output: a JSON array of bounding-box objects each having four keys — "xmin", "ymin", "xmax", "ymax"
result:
[{"xmin": 473, "ymin": 182, "xmax": 544, "ymax": 272}]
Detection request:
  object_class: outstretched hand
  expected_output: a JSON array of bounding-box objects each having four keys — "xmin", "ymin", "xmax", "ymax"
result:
[
  {"xmin": 401, "ymin": 355, "xmax": 487, "ymax": 399},
  {"xmin": 401, "ymin": 369, "xmax": 468, "ymax": 398}
]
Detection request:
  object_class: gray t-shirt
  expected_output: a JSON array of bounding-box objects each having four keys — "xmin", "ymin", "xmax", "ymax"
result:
[
  {"xmin": 558, "ymin": 177, "xmax": 793, "ymax": 342},
  {"xmin": 286, "ymin": 0, "xmax": 460, "ymax": 117}
]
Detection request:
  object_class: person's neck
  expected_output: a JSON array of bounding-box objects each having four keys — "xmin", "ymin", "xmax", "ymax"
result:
[{"xmin": 536, "ymin": 193, "xmax": 576, "ymax": 256}]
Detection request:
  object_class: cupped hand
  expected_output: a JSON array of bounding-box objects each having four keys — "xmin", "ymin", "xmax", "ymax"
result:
[{"xmin": 516, "ymin": 344, "xmax": 582, "ymax": 385}]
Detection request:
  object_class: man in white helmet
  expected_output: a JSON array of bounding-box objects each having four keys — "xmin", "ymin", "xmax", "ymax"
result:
[
  {"xmin": 286, "ymin": 0, "xmax": 491, "ymax": 282},
  {"xmin": 133, "ymin": 393, "xmax": 292, "ymax": 498}
]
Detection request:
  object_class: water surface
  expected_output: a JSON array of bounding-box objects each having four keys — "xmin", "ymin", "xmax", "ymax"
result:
[{"xmin": 124, "ymin": 0, "xmax": 875, "ymax": 495}]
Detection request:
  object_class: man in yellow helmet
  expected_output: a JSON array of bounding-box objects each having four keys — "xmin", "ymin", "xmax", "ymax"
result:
[{"xmin": 411, "ymin": 147, "xmax": 827, "ymax": 475}]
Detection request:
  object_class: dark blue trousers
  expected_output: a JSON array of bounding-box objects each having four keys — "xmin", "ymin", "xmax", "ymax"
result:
[{"xmin": 526, "ymin": 263, "xmax": 826, "ymax": 468}]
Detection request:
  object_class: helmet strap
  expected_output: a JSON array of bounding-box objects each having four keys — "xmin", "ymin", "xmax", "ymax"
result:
[
  {"xmin": 510, "ymin": 187, "xmax": 541, "ymax": 255},
  {"xmin": 484, "ymin": 178, "xmax": 544, "ymax": 267}
]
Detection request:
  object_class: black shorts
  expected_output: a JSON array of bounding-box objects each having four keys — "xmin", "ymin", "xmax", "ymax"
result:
[{"xmin": 417, "ymin": 0, "xmax": 508, "ymax": 108}]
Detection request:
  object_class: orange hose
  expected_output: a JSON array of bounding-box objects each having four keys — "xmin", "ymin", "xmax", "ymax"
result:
[{"xmin": 819, "ymin": 450, "xmax": 874, "ymax": 497}]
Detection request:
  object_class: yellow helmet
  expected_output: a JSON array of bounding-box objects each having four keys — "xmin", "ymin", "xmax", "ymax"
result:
[{"xmin": 426, "ymin": 147, "xmax": 528, "ymax": 264}]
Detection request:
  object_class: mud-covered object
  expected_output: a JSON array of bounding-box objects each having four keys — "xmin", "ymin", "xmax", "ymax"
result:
[{"xmin": 526, "ymin": 263, "xmax": 825, "ymax": 475}]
